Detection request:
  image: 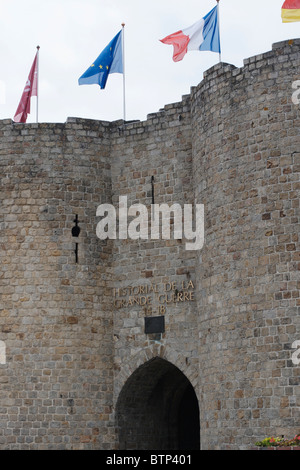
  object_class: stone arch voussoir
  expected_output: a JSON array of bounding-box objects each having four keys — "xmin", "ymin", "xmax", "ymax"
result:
[{"xmin": 113, "ymin": 344, "xmax": 199, "ymax": 406}]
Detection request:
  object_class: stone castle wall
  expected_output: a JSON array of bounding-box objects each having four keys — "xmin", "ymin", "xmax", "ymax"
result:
[
  {"xmin": 0, "ymin": 120, "xmax": 115, "ymax": 448},
  {"xmin": 192, "ymin": 39, "xmax": 300, "ymax": 449},
  {"xmin": 0, "ymin": 38, "xmax": 299, "ymax": 449}
]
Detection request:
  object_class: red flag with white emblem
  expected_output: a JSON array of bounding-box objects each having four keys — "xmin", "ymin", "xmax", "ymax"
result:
[{"xmin": 14, "ymin": 51, "xmax": 38, "ymax": 123}]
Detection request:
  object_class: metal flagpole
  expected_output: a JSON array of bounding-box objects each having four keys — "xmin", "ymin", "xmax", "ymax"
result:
[
  {"xmin": 121, "ymin": 23, "xmax": 126, "ymax": 122},
  {"xmin": 217, "ymin": 0, "xmax": 221, "ymax": 63},
  {"xmin": 36, "ymin": 45, "xmax": 40, "ymax": 123}
]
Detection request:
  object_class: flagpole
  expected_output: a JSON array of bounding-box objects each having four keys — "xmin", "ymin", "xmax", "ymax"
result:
[
  {"xmin": 36, "ymin": 45, "xmax": 40, "ymax": 123},
  {"xmin": 121, "ymin": 23, "xmax": 126, "ymax": 122},
  {"xmin": 217, "ymin": 0, "xmax": 221, "ymax": 63}
]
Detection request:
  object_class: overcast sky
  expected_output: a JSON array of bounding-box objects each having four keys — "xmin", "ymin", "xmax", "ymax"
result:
[{"xmin": 0, "ymin": 0, "xmax": 299, "ymax": 124}]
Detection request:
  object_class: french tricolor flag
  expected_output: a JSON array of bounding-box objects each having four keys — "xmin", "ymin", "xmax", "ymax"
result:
[{"xmin": 160, "ymin": 5, "xmax": 221, "ymax": 62}]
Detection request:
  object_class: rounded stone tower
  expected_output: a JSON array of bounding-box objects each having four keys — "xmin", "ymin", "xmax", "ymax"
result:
[
  {"xmin": 191, "ymin": 39, "xmax": 300, "ymax": 449},
  {"xmin": 0, "ymin": 119, "xmax": 114, "ymax": 449}
]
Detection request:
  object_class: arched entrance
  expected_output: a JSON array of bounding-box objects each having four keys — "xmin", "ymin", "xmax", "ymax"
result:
[{"xmin": 116, "ymin": 357, "xmax": 200, "ymax": 450}]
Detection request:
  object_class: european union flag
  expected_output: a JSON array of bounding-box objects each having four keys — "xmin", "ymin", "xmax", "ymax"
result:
[{"xmin": 79, "ymin": 30, "xmax": 123, "ymax": 89}]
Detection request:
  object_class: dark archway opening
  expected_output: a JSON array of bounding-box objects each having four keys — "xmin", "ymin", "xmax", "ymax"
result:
[{"xmin": 116, "ymin": 358, "xmax": 200, "ymax": 450}]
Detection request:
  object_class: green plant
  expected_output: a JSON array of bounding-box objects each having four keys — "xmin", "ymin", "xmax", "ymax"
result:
[{"xmin": 255, "ymin": 434, "xmax": 300, "ymax": 447}]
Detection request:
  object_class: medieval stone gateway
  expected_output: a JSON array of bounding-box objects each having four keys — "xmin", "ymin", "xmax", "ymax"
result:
[{"xmin": 0, "ymin": 39, "xmax": 299, "ymax": 450}]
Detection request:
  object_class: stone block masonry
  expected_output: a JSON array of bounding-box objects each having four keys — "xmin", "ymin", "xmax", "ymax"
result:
[
  {"xmin": 0, "ymin": 39, "xmax": 299, "ymax": 450},
  {"xmin": 0, "ymin": 119, "xmax": 115, "ymax": 449}
]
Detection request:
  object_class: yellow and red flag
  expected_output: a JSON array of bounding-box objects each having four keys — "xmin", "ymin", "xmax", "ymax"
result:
[{"xmin": 282, "ymin": 0, "xmax": 300, "ymax": 22}]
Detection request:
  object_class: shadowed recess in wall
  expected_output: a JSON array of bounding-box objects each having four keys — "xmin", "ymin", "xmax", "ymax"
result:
[{"xmin": 116, "ymin": 358, "xmax": 200, "ymax": 450}]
